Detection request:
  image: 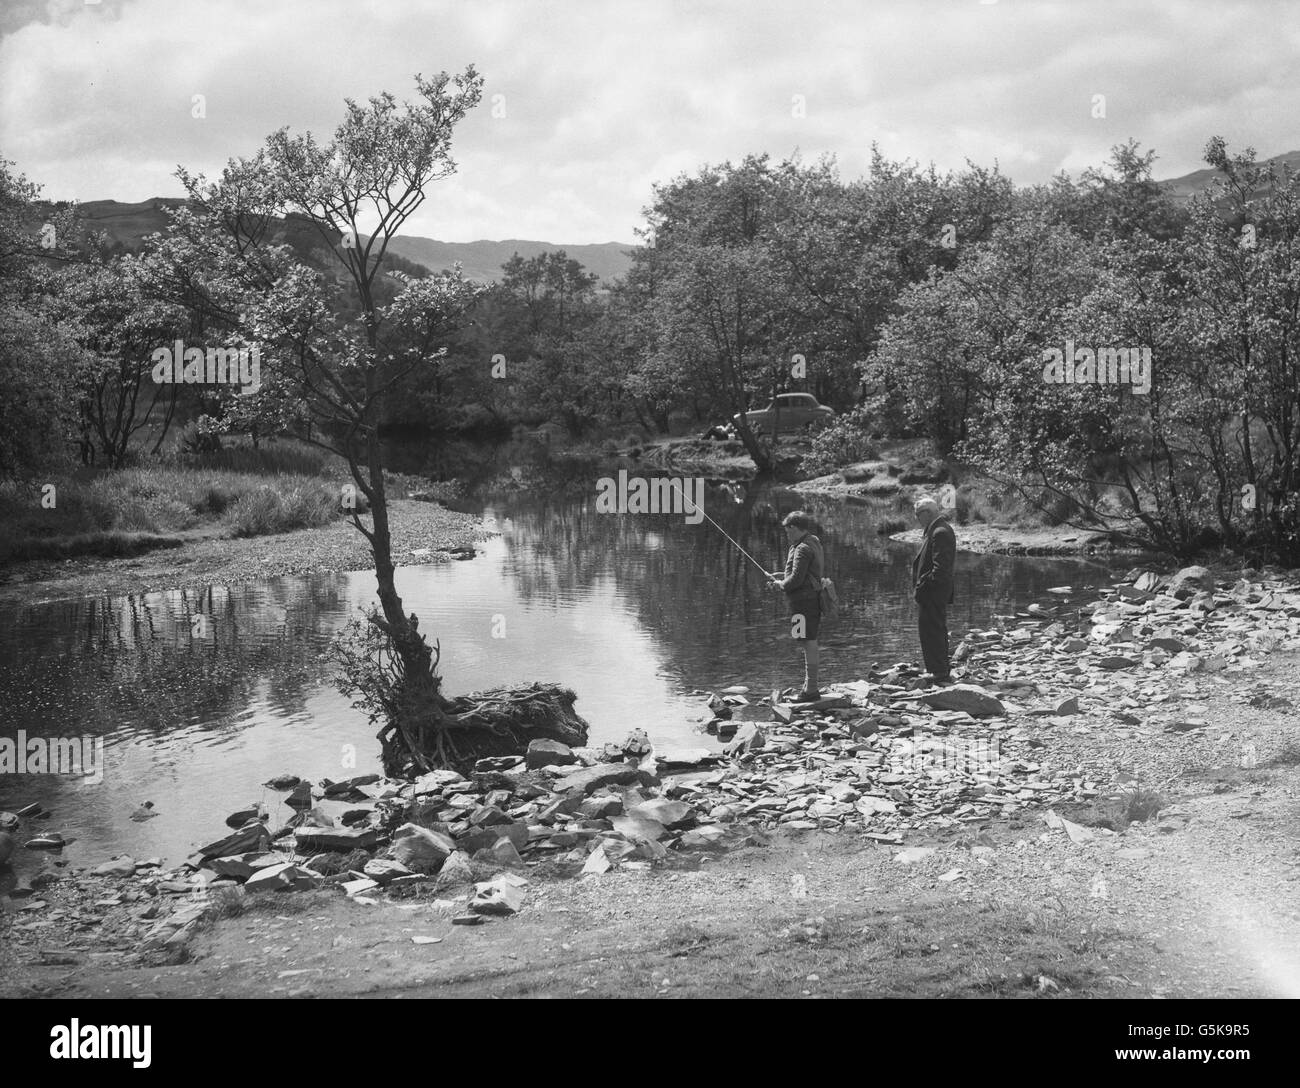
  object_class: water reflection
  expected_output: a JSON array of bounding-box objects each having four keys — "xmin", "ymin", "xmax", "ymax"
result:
[{"xmin": 0, "ymin": 457, "xmax": 1122, "ymax": 866}]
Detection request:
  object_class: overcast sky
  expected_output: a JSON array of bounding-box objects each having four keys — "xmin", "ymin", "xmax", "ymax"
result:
[{"xmin": 2, "ymin": 0, "xmax": 1298, "ymax": 244}]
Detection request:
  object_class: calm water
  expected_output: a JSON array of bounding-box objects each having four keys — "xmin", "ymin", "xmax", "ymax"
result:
[{"xmin": 0, "ymin": 451, "xmax": 1124, "ymax": 873}]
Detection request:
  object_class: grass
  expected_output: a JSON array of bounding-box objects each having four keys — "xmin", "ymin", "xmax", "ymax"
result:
[
  {"xmin": 225, "ymin": 483, "xmax": 340, "ymax": 537},
  {"xmin": 0, "ymin": 456, "xmax": 349, "ymax": 563},
  {"xmin": 1074, "ymin": 787, "xmax": 1166, "ymax": 831}
]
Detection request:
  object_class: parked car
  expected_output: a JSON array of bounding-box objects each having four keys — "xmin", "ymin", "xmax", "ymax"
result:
[{"xmin": 732, "ymin": 393, "xmax": 835, "ymax": 434}]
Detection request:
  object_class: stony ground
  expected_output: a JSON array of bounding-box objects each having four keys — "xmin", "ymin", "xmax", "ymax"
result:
[
  {"xmin": 0, "ymin": 500, "xmax": 487, "ymax": 605},
  {"xmin": 3, "ymin": 567, "xmax": 1299, "ymax": 1000}
]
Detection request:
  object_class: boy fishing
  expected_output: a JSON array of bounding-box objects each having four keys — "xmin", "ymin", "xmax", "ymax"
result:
[{"xmin": 767, "ymin": 511, "xmax": 825, "ymax": 702}]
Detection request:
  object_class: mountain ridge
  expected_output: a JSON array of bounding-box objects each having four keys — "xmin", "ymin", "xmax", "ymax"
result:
[{"xmin": 51, "ymin": 149, "xmax": 1300, "ymax": 281}]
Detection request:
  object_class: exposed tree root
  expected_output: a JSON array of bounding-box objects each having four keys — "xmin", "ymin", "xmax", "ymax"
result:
[
  {"xmin": 336, "ymin": 610, "xmax": 590, "ymax": 777},
  {"xmin": 378, "ymin": 682, "xmax": 590, "ymax": 777}
]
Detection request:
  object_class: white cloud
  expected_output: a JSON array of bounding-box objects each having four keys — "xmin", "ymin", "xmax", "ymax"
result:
[{"xmin": 2, "ymin": 0, "xmax": 1299, "ymax": 244}]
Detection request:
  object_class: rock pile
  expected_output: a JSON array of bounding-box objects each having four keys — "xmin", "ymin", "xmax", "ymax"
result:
[{"xmin": 10, "ymin": 565, "xmax": 1296, "ymax": 966}]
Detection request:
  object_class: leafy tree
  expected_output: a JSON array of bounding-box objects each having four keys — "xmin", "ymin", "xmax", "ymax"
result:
[
  {"xmin": 0, "ymin": 160, "xmax": 85, "ymax": 475},
  {"xmin": 137, "ymin": 71, "xmax": 503, "ymax": 770}
]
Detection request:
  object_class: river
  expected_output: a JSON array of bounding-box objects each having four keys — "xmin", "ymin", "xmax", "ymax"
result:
[{"xmin": 0, "ymin": 446, "xmax": 1126, "ymax": 872}]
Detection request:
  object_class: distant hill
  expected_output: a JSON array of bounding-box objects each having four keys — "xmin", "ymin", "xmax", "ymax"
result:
[
  {"xmin": 52, "ymin": 198, "xmax": 638, "ymax": 284},
  {"xmin": 382, "ymin": 235, "xmax": 637, "ymax": 285},
  {"xmin": 72, "ymin": 197, "xmax": 186, "ymax": 247},
  {"xmin": 1157, "ymin": 149, "xmax": 1300, "ymax": 202}
]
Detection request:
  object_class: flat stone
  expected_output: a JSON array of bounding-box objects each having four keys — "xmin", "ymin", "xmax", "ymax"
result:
[
  {"xmin": 1168, "ymin": 566, "xmax": 1215, "ymax": 595},
  {"xmin": 206, "ymin": 855, "xmax": 258, "ymax": 881},
  {"xmin": 915, "ymin": 685, "xmax": 1006, "ymax": 717},
  {"xmin": 553, "ymin": 762, "xmax": 655, "ymax": 796},
  {"xmin": 245, "ymin": 862, "xmax": 301, "ymax": 892},
  {"xmin": 468, "ymin": 805, "xmax": 512, "ymax": 827},
  {"xmin": 679, "ymin": 826, "xmax": 727, "ymax": 850},
  {"xmin": 582, "ymin": 843, "xmax": 612, "ymax": 874},
  {"xmin": 526, "ymin": 739, "xmax": 577, "ymax": 770},
  {"xmin": 198, "ymin": 824, "xmax": 272, "ymax": 860},
  {"xmin": 724, "ymin": 722, "xmax": 766, "ymax": 757},
  {"xmin": 292, "ymin": 825, "xmax": 381, "ymax": 852},
  {"xmin": 470, "ymin": 876, "xmax": 527, "ymax": 916},
  {"xmin": 611, "ymin": 815, "xmax": 669, "ymax": 842},
  {"xmin": 387, "ymin": 824, "xmax": 456, "ymax": 873},
  {"xmin": 656, "ymin": 748, "xmax": 719, "ymax": 770},
  {"xmin": 362, "ymin": 859, "xmax": 413, "ymax": 886},
  {"xmin": 579, "ymin": 795, "xmax": 623, "ymax": 819},
  {"xmin": 93, "ymin": 856, "xmax": 137, "ymax": 878},
  {"xmin": 482, "ymin": 837, "xmax": 525, "ymax": 868},
  {"xmin": 628, "ymin": 798, "xmax": 696, "ymax": 831},
  {"xmin": 1146, "ymin": 637, "xmax": 1187, "ymax": 654},
  {"xmin": 458, "ymin": 820, "xmax": 528, "ymax": 854},
  {"xmin": 1097, "ymin": 656, "xmax": 1140, "ymax": 670},
  {"xmin": 435, "ymin": 851, "xmax": 475, "ymax": 889}
]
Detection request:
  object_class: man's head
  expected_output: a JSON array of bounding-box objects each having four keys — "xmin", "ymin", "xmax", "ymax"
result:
[{"xmin": 913, "ymin": 496, "xmax": 942, "ymax": 529}]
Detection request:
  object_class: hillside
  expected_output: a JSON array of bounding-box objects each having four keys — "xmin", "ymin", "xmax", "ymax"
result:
[
  {"xmin": 50, "ymin": 198, "xmax": 638, "ymax": 284},
  {"xmin": 1157, "ymin": 149, "xmax": 1300, "ymax": 201},
  {"xmin": 382, "ymin": 236, "xmax": 636, "ymax": 285}
]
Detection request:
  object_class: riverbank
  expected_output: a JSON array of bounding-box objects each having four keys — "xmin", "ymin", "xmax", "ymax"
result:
[
  {"xmin": 0, "ymin": 499, "xmax": 488, "ymax": 605},
  {"xmin": 4, "ymin": 564, "xmax": 1298, "ymax": 998},
  {"xmin": 889, "ymin": 523, "xmax": 1118, "ymax": 556}
]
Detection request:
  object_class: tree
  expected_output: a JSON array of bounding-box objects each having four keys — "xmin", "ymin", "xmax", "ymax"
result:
[
  {"xmin": 136, "ymin": 70, "xmax": 582, "ymax": 770},
  {"xmin": 56, "ymin": 258, "xmax": 189, "ymax": 467},
  {"xmin": 632, "ymin": 155, "xmax": 824, "ymax": 469},
  {"xmin": 0, "ymin": 160, "xmax": 85, "ymax": 476}
]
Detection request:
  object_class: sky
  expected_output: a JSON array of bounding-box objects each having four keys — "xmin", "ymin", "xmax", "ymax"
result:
[{"xmin": 2, "ymin": 0, "xmax": 1298, "ymax": 244}]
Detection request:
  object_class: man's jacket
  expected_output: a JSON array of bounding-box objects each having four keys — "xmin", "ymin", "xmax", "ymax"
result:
[{"xmin": 911, "ymin": 516, "xmax": 955, "ymax": 603}]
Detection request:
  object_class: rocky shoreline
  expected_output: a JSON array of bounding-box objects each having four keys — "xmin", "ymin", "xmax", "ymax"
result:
[
  {"xmin": 888, "ymin": 523, "xmax": 1122, "ymax": 557},
  {"xmin": 3, "ymin": 562, "xmax": 1298, "ymax": 979}
]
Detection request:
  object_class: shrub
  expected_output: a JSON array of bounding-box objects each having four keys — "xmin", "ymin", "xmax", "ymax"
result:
[
  {"xmin": 226, "ymin": 483, "xmax": 338, "ymax": 537},
  {"xmin": 801, "ymin": 407, "xmax": 881, "ymax": 476}
]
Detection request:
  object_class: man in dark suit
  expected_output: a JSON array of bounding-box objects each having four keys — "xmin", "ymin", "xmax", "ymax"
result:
[{"xmin": 910, "ymin": 496, "xmax": 956, "ymax": 685}]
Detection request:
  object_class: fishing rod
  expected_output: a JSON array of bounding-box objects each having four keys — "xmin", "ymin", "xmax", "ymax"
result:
[{"xmin": 664, "ymin": 478, "xmax": 774, "ymax": 578}]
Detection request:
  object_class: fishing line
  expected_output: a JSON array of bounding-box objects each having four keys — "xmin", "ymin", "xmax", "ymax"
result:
[{"xmin": 664, "ymin": 478, "xmax": 772, "ymax": 577}]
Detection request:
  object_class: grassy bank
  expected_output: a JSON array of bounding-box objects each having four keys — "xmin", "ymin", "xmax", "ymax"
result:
[
  {"xmin": 0, "ymin": 440, "xmax": 488, "ymax": 603},
  {"xmin": 0, "ymin": 442, "xmax": 351, "ymax": 564}
]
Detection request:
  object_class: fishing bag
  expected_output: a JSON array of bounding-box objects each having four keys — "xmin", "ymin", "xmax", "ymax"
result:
[{"xmin": 815, "ymin": 574, "xmax": 839, "ymax": 621}]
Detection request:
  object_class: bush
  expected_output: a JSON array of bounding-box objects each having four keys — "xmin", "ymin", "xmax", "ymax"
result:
[
  {"xmin": 801, "ymin": 407, "xmax": 881, "ymax": 476},
  {"xmin": 177, "ymin": 439, "xmax": 333, "ymax": 478},
  {"xmin": 226, "ymin": 483, "xmax": 338, "ymax": 537}
]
